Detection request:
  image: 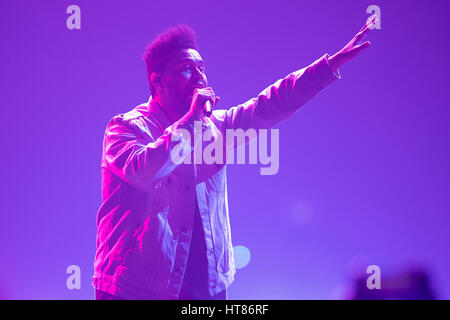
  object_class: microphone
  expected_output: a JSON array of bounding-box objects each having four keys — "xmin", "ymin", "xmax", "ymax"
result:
[{"xmin": 204, "ymin": 100, "xmax": 212, "ymax": 117}]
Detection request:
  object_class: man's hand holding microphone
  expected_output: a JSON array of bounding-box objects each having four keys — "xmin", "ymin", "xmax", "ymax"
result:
[{"xmin": 188, "ymin": 87, "xmax": 220, "ymax": 119}]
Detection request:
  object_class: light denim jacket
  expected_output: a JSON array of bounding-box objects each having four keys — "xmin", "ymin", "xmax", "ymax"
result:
[{"xmin": 92, "ymin": 54, "xmax": 341, "ymax": 299}]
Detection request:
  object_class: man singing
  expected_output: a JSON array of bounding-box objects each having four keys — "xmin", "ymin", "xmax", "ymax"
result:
[{"xmin": 93, "ymin": 17, "xmax": 377, "ymax": 300}]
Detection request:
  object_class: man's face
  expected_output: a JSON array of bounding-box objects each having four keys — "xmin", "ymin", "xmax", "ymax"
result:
[{"xmin": 159, "ymin": 48, "xmax": 208, "ymax": 112}]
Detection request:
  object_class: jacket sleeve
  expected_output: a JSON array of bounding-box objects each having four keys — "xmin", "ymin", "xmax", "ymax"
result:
[
  {"xmin": 216, "ymin": 54, "xmax": 341, "ymax": 132},
  {"xmin": 102, "ymin": 114, "xmax": 196, "ymax": 191}
]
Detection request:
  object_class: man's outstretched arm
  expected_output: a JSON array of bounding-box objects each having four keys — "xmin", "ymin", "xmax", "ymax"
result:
[{"xmin": 217, "ymin": 16, "xmax": 378, "ymax": 132}]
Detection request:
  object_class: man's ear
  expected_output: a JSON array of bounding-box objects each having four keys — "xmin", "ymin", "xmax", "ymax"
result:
[{"xmin": 150, "ymin": 72, "xmax": 164, "ymax": 90}]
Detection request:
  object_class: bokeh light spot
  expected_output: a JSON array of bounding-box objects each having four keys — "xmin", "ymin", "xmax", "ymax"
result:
[
  {"xmin": 291, "ymin": 200, "xmax": 314, "ymax": 226},
  {"xmin": 233, "ymin": 245, "xmax": 251, "ymax": 269}
]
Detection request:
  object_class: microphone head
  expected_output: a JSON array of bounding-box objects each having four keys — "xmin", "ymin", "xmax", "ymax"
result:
[{"xmin": 204, "ymin": 100, "xmax": 212, "ymax": 117}]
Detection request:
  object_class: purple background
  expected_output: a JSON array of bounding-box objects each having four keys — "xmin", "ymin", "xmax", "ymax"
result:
[{"xmin": 1, "ymin": 0, "xmax": 449, "ymax": 299}]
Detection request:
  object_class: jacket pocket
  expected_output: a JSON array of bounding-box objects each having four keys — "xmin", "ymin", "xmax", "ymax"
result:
[{"xmin": 116, "ymin": 247, "xmax": 153, "ymax": 288}]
